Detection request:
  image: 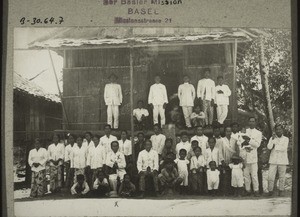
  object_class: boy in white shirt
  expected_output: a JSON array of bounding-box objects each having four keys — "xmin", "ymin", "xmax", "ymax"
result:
[
  {"xmin": 215, "ymin": 76, "xmax": 231, "ymax": 125},
  {"xmin": 104, "ymin": 74, "xmax": 122, "ymax": 129},
  {"xmin": 148, "ymin": 75, "xmax": 168, "ymax": 127},
  {"xmin": 150, "ymin": 124, "xmax": 166, "ymax": 155},
  {"xmin": 190, "ymin": 105, "xmax": 206, "ymax": 127},
  {"xmin": 206, "ymin": 161, "xmax": 220, "ymax": 196},
  {"xmin": 100, "ymin": 124, "xmax": 118, "ymax": 154},
  {"xmin": 205, "ymin": 137, "xmax": 223, "ymax": 167},
  {"xmin": 137, "ymin": 140, "xmax": 159, "ymax": 197},
  {"xmin": 190, "ymin": 146, "xmax": 206, "ymax": 195},
  {"xmin": 133, "ymin": 100, "xmax": 149, "ymax": 130},
  {"xmin": 176, "ymin": 131, "xmax": 191, "ymax": 158},
  {"xmin": 71, "ymin": 174, "xmax": 90, "ymax": 197},
  {"xmin": 178, "ymin": 75, "xmax": 196, "ymax": 128},
  {"xmin": 197, "ymin": 68, "xmax": 216, "ymax": 126},
  {"xmin": 267, "ymin": 124, "xmax": 289, "ymax": 196},
  {"xmin": 28, "ymin": 138, "xmax": 48, "ymax": 198},
  {"xmin": 92, "ymin": 170, "xmax": 110, "ymax": 197},
  {"xmin": 191, "ymin": 126, "xmax": 208, "ymax": 156},
  {"xmin": 174, "ymin": 149, "xmax": 189, "ymax": 194},
  {"xmin": 48, "ymin": 134, "xmax": 65, "ymax": 193},
  {"xmin": 229, "ymin": 155, "xmax": 244, "ymax": 197}
]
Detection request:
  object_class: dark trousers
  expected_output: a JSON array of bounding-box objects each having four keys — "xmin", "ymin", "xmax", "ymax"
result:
[
  {"xmin": 190, "ymin": 172, "xmax": 205, "ymax": 194},
  {"xmin": 139, "ymin": 171, "xmax": 159, "ymax": 192},
  {"xmin": 220, "ymin": 167, "xmax": 232, "ymax": 195}
]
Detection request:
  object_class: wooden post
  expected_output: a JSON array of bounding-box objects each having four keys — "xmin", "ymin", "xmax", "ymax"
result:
[
  {"xmin": 259, "ymin": 37, "xmax": 275, "ymax": 135},
  {"xmin": 129, "ymin": 46, "xmax": 135, "ymax": 161},
  {"xmin": 48, "ymin": 49, "xmax": 70, "ymax": 129},
  {"xmin": 232, "ymin": 40, "xmax": 238, "ymax": 122}
]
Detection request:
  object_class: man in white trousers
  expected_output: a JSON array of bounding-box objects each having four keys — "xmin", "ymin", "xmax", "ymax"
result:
[
  {"xmin": 104, "ymin": 74, "xmax": 122, "ymax": 129},
  {"xmin": 148, "ymin": 75, "xmax": 168, "ymax": 127},
  {"xmin": 197, "ymin": 68, "xmax": 216, "ymax": 126},
  {"xmin": 178, "ymin": 75, "xmax": 196, "ymax": 128},
  {"xmin": 238, "ymin": 117, "xmax": 262, "ymax": 197},
  {"xmin": 215, "ymin": 76, "xmax": 231, "ymax": 125}
]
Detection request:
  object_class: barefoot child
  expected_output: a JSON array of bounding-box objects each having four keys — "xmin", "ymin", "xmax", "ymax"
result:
[
  {"xmin": 207, "ymin": 161, "xmax": 220, "ymax": 196},
  {"xmin": 190, "ymin": 146, "xmax": 206, "ymax": 195},
  {"xmin": 118, "ymin": 174, "xmax": 136, "ymax": 197},
  {"xmin": 92, "ymin": 170, "xmax": 110, "ymax": 197},
  {"xmin": 229, "ymin": 155, "xmax": 244, "ymax": 196},
  {"xmin": 190, "ymin": 105, "xmax": 205, "ymax": 127},
  {"xmin": 174, "ymin": 149, "xmax": 189, "ymax": 194},
  {"xmin": 71, "ymin": 174, "xmax": 90, "ymax": 197}
]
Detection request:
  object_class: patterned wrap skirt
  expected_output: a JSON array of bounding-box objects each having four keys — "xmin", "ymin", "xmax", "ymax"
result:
[
  {"xmin": 49, "ymin": 165, "xmax": 63, "ymax": 192},
  {"xmin": 30, "ymin": 169, "xmax": 46, "ymax": 197}
]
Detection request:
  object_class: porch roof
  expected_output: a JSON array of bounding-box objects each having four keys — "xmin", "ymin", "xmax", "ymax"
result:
[{"xmin": 28, "ymin": 27, "xmax": 257, "ymax": 50}]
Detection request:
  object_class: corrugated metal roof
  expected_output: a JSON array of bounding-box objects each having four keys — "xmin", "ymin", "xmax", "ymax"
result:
[
  {"xmin": 29, "ymin": 27, "xmax": 253, "ymax": 49},
  {"xmin": 13, "ymin": 73, "xmax": 61, "ymax": 103}
]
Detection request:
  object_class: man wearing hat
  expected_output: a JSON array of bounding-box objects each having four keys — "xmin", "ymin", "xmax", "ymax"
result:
[{"xmin": 104, "ymin": 74, "xmax": 123, "ymax": 129}]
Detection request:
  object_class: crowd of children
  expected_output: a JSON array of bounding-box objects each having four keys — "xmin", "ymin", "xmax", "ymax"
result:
[{"xmin": 28, "ymin": 117, "xmax": 290, "ymax": 199}]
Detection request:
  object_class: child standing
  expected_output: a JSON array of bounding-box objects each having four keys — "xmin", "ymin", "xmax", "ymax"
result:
[
  {"xmin": 190, "ymin": 105, "xmax": 206, "ymax": 127},
  {"xmin": 229, "ymin": 155, "xmax": 244, "ymax": 196},
  {"xmin": 190, "ymin": 146, "xmax": 206, "ymax": 195},
  {"xmin": 71, "ymin": 174, "xmax": 90, "ymax": 197},
  {"xmin": 206, "ymin": 161, "xmax": 220, "ymax": 196},
  {"xmin": 174, "ymin": 149, "xmax": 189, "ymax": 194},
  {"xmin": 104, "ymin": 74, "xmax": 122, "ymax": 129},
  {"xmin": 92, "ymin": 170, "xmax": 110, "ymax": 197},
  {"xmin": 28, "ymin": 138, "xmax": 48, "ymax": 198},
  {"xmin": 118, "ymin": 174, "xmax": 136, "ymax": 197}
]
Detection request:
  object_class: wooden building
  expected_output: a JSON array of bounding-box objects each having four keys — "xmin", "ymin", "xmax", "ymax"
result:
[{"xmin": 29, "ymin": 27, "xmax": 256, "ymax": 132}]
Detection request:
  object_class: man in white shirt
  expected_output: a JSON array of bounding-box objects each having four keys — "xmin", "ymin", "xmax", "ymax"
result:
[
  {"xmin": 104, "ymin": 74, "xmax": 122, "ymax": 129},
  {"xmin": 197, "ymin": 68, "xmax": 216, "ymax": 126},
  {"xmin": 64, "ymin": 134, "xmax": 76, "ymax": 188},
  {"xmin": 148, "ymin": 75, "xmax": 168, "ymax": 127},
  {"xmin": 267, "ymin": 124, "xmax": 289, "ymax": 196},
  {"xmin": 238, "ymin": 117, "xmax": 262, "ymax": 196},
  {"xmin": 105, "ymin": 141, "xmax": 126, "ymax": 197},
  {"xmin": 133, "ymin": 100, "xmax": 149, "ymax": 130},
  {"xmin": 137, "ymin": 140, "xmax": 159, "ymax": 197},
  {"xmin": 176, "ymin": 131, "xmax": 191, "ymax": 158},
  {"xmin": 28, "ymin": 138, "xmax": 48, "ymax": 197},
  {"xmin": 100, "ymin": 124, "xmax": 118, "ymax": 154},
  {"xmin": 178, "ymin": 75, "xmax": 196, "ymax": 128},
  {"xmin": 191, "ymin": 126, "xmax": 208, "ymax": 156},
  {"xmin": 205, "ymin": 137, "xmax": 224, "ymax": 167},
  {"xmin": 71, "ymin": 136, "xmax": 88, "ymax": 182},
  {"xmin": 150, "ymin": 124, "xmax": 166, "ymax": 155},
  {"xmin": 215, "ymin": 76, "xmax": 231, "ymax": 125}
]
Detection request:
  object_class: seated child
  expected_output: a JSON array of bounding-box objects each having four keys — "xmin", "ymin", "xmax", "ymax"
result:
[
  {"xmin": 118, "ymin": 174, "xmax": 136, "ymax": 198},
  {"xmin": 133, "ymin": 100, "xmax": 149, "ymax": 130},
  {"xmin": 190, "ymin": 105, "xmax": 205, "ymax": 127},
  {"xmin": 187, "ymin": 140, "xmax": 199, "ymax": 160},
  {"xmin": 71, "ymin": 174, "xmax": 90, "ymax": 196},
  {"xmin": 92, "ymin": 171, "xmax": 110, "ymax": 197},
  {"xmin": 190, "ymin": 147, "xmax": 206, "ymax": 194},
  {"xmin": 229, "ymin": 155, "xmax": 244, "ymax": 197},
  {"xmin": 206, "ymin": 161, "xmax": 220, "ymax": 196},
  {"xmin": 174, "ymin": 149, "xmax": 189, "ymax": 194},
  {"xmin": 158, "ymin": 159, "xmax": 183, "ymax": 195}
]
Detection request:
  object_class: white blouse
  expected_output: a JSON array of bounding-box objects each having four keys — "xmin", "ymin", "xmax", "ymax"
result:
[
  {"xmin": 70, "ymin": 143, "xmax": 88, "ymax": 169},
  {"xmin": 28, "ymin": 148, "xmax": 48, "ymax": 172},
  {"xmin": 87, "ymin": 144, "xmax": 106, "ymax": 169},
  {"xmin": 48, "ymin": 143, "xmax": 65, "ymax": 166},
  {"xmin": 118, "ymin": 139, "xmax": 132, "ymax": 156}
]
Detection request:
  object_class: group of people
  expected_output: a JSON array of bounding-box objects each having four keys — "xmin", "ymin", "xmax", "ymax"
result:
[
  {"xmin": 106, "ymin": 68, "xmax": 231, "ymax": 130},
  {"xmin": 28, "ymin": 117, "xmax": 289, "ymax": 199}
]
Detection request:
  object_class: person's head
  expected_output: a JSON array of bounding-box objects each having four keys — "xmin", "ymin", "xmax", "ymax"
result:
[
  {"xmin": 137, "ymin": 132, "xmax": 145, "ymax": 142},
  {"xmin": 204, "ymin": 68, "xmax": 211, "ymax": 79},
  {"xmin": 230, "ymin": 122, "xmax": 239, "ymax": 134},
  {"xmin": 76, "ymin": 135, "xmax": 83, "ymax": 146},
  {"xmin": 97, "ymin": 170, "xmax": 105, "ymax": 181},
  {"xmin": 85, "ymin": 132, "xmax": 92, "ymax": 142},
  {"xmin": 275, "ymin": 124, "xmax": 284, "ymax": 137},
  {"xmin": 104, "ymin": 124, "xmax": 112, "ymax": 135},
  {"xmin": 77, "ymin": 174, "xmax": 85, "ymax": 185},
  {"xmin": 181, "ymin": 132, "xmax": 189, "ymax": 143},
  {"xmin": 154, "ymin": 75, "xmax": 161, "ymax": 84},
  {"xmin": 194, "ymin": 105, "xmax": 201, "ymax": 114},
  {"xmin": 68, "ymin": 134, "xmax": 75, "ymax": 145},
  {"xmin": 53, "ymin": 134, "xmax": 60, "ymax": 144},
  {"xmin": 165, "ymin": 159, "xmax": 174, "ymax": 170},
  {"xmin": 120, "ymin": 130, "xmax": 128, "ymax": 141},
  {"xmin": 194, "ymin": 146, "xmax": 202, "ymax": 157},
  {"xmin": 34, "ymin": 138, "xmax": 41, "ymax": 149},
  {"xmin": 137, "ymin": 100, "xmax": 144, "ymax": 109},
  {"xmin": 111, "ymin": 141, "xmax": 119, "ymax": 153},
  {"xmin": 248, "ymin": 117, "xmax": 257, "ymax": 129},
  {"xmin": 209, "ymin": 161, "xmax": 217, "ymax": 170},
  {"xmin": 109, "ymin": 74, "xmax": 117, "ymax": 83},
  {"xmin": 195, "ymin": 126, "xmax": 204, "ymax": 136},
  {"xmin": 224, "ymin": 126, "xmax": 232, "ymax": 138},
  {"xmin": 165, "ymin": 138, "xmax": 173, "ymax": 149},
  {"xmin": 217, "ymin": 75, "xmax": 224, "ymax": 85},
  {"xmin": 191, "ymin": 140, "xmax": 199, "ymax": 150},
  {"xmin": 208, "ymin": 137, "xmax": 216, "ymax": 149},
  {"xmin": 179, "ymin": 149, "xmax": 187, "ymax": 159},
  {"xmin": 92, "ymin": 135, "xmax": 100, "ymax": 146},
  {"xmin": 183, "ymin": 75, "xmax": 190, "ymax": 83},
  {"xmin": 123, "ymin": 174, "xmax": 131, "ymax": 183},
  {"xmin": 145, "ymin": 139, "xmax": 152, "ymax": 152},
  {"xmin": 213, "ymin": 126, "xmax": 221, "ymax": 138},
  {"xmin": 153, "ymin": 124, "xmax": 161, "ymax": 135}
]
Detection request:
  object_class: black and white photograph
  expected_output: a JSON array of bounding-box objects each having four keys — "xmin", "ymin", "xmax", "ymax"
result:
[{"xmin": 12, "ymin": 27, "xmax": 293, "ymax": 216}]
